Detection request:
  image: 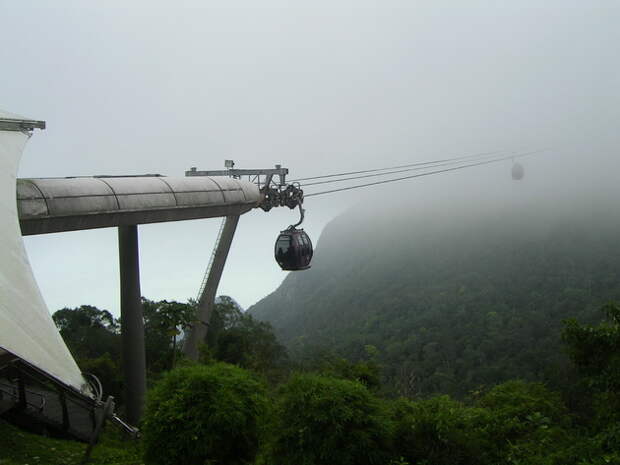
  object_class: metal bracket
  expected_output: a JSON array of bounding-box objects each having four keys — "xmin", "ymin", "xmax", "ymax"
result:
[
  {"xmin": 185, "ymin": 160, "xmax": 303, "ymax": 214},
  {"xmin": 291, "ymin": 204, "xmax": 305, "ymax": 228},
  {"xmin": 81, "ymin": 396, "xmax": 115, "ymax": 464},
  {"xmin": 0, "ymin": 118, "xmax": 46, "ymax": 133},
  {"xmin": 186, "ymin": 162, "xmax": 288, "ymax": 189}
]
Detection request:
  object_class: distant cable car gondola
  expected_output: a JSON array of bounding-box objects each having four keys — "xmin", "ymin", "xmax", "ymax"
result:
[
  {"xmin": 512, "ymin": 162, "xmax": 524, "ymax": 180},
  {"xmin": 274, "ymin": 205, "xmax": 313, "ymax": 271}
]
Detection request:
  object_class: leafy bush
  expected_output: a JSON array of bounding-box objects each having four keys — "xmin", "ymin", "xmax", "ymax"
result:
[
  {"xmin": 478, "ymin": 381, "xmax": 575, "ymax": 465},
  {"xmin": 562, "ymin": 303, "xmax": 620, "ymax": 427},
  {"xmin": 142, "ymin": 363, "xmax": 267, "ymax": 465},
  {"xmin": 53, "ymin": 305, "xmax": 120, "ymax": 361},
  {"xmin": 390, "ymin": 396, "xmax": 496, "ymax": 465},
  {"xmin": 479, "ymin": 380, "xmax": 569, "ymax": 436},
  {"xmin": 264, "ymin": 373, "xmax": 392, "ymax": 465},
  {"xmin": 300, "ymin": 347, "xmax": 382, "ymax": 391},
  {"xmin": 388, "ymin": 382, "xmax": 575, "ymax": 465},
  {"xmin": 204, "ymin": 297, "xmax": 289, "ymax": 378}
]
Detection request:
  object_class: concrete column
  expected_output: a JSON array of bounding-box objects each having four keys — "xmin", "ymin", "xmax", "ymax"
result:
[
  {"xmin": 118, "ymin": 225, "xmax": 146, "ymax": 425},
  {"xmin": 184, "ymin": 215, "xmax": 240, "ymax": 360}
]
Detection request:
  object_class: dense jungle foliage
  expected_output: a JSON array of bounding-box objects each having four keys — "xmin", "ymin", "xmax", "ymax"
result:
[
  {"xmin": 5, "ymin": 303, "xmax": 620, "ymax": 464},
  {"xmin": 30, "ymin": 283, "xmax": 620, "ymax": 464},
  {"xmin": 250, "ymin": 192, "xmax": 620, "ymax": 398},
  {"xmin": 140, "ymin": 304, "xmax": 620, "ymax": 465}
]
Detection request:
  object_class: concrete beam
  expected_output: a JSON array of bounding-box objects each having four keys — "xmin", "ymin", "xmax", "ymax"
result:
[
  {"xmin": 20, "ymin": 204, "xmax": 253, "ymax": 236},
  {"xmin": 17, "ymin": 176, "xmax": 261, "ymax": 236}
]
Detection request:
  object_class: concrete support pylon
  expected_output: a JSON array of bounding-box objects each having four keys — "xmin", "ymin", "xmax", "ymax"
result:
[
  {"xmin": 184, "ymin": 215, "xmax": 240, "ymax": 360},
  {"xmin": 118, "ymin": 225, "xmax": 146, "ymax": 425}
]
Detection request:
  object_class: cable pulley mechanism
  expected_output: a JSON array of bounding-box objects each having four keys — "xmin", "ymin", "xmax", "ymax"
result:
[{"xmin": 259, "ymin": 184, "xmax": 304, "ymax": 211}]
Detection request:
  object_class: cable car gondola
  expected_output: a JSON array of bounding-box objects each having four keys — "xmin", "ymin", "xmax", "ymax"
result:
[
  {"xmin": 511, "ymin": 162, "xmax": 524, "ymax": 180},
  {"xmin": 274, "ymin": 205, "xmax": 313, "ymax": 271},
  {"xmin": 275, "ymin": 227, "xmax": 313, "ymax": 271}
]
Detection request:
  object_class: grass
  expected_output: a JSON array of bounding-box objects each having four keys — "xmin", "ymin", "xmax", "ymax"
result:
[{"xmin": 0, "ymin": 420, "xmax": 142, "ymax": 465}]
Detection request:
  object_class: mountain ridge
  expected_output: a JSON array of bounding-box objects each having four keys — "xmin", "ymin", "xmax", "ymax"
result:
[{"xmin": 250, "ymin": 185, "xmax": 620, "ymax": 396}]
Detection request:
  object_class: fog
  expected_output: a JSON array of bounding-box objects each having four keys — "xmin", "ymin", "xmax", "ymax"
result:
[{"xmin": 2, "ymin": 1, "xmax": 618, "ymax": 315}]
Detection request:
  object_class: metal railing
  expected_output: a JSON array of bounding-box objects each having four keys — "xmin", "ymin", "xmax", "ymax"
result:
[
  {"xmin": 0, "ymin": 380, "xmax": 46, "ymax": 412},
  {"xmin": 196, "ymin": 217, "xmax": 227, "ymax": 302}
]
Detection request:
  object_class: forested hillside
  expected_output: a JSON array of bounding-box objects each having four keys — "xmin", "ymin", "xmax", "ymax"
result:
[{"xmin": 250, "ymin": 187, "xmax": 620, "ymax": 397}]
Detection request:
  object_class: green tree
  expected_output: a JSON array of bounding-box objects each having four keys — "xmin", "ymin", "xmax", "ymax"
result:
[
  {"xmin": 142, "ymin": 363, "xmax": 267, "ymax": 465},
  {"xmin": 142, "ymin": 298, "xmax": 196, "ymax": 372},
  {"xmin": 264, "ymin": 373, "xmax": 392, "ymax": 465},
  {"xmin": 562, "ymin": 302, "xmax": 620, "ymax": 394},
  {"xmin": 478, "ymin": 380, "xmax": 572, "ymax": 464},
  {"xmin": 299, "ymin": 345, "xmax": 382, "ymax": 391},
  {"xmin": 204, "ymin": 297, "xmax": 288, "ymax": 377},
  {"xmin": 539, "ymin": 303, "xmax": 620, "ymax": 465},
  {"xmin": 562, "ymin": 302, "xmax": 620, "ymax": 429},
  {"xmin": 389, "ymin": 381, "xmax": 579, "ymax": 465},
  {"xmin": 479, "ymin": 380, "xmax": 569, "ymax": 434},
  {"xmin": 52, "ymin": 305, "xmax": 122, "ymax": 402},
  {"xmin": 390, "ymin": 396, "xmax": 495, "ymax": 465},
  {"xmin": 52, "ymin": 305, "xmax": 120, "ymax": 361}
]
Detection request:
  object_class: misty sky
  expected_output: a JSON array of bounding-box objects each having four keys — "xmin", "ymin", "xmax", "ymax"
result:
[{"xmin": 2, "ymin": 1, "xmax": 618, "ymax": 316}]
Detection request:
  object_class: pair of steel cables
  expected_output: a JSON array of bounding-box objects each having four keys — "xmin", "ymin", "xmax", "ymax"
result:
[{"xmin": 292, "ymin": 149, "xmax": 544, "ymax": 198}]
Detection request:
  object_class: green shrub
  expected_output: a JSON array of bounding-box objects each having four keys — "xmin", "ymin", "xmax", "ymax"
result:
[
  {"xmin": 478, "ymin": 381, "xmax": 575, "ymax": 464},
  {"xmin": 390, "ymin": 396, "xmax": 496, "ymax": 465},
  {"xmin": 264, "ymin": 373, "xmax": 392, "ymax": 465},
  {"xmin": 389, "ymin": 383, "xmax": 575, "ymax": 465},
  {"xmin": 141, "ymin": 363, "xmax": 267, "ymax": 465},
  {"xmin": 479, "ymin": 380, "xmax": 569, "ymax": 440},
  {"xmin": 318, "ymin": 357, "xmax": 382, "ymax": 392}
]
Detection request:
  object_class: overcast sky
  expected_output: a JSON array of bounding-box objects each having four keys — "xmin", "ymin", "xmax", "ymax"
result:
[{"xmin": 2, "ymin": 1, "xmax": 618, "ymax": 315}]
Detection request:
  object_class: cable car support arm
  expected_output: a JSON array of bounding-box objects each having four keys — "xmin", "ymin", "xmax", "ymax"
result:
[{"xmin": 182, "ymin": 162, "xmax": 305, "ymax": 360}]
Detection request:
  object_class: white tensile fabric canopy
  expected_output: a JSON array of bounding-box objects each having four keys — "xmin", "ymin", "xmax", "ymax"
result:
[{"xmin": 0, "ymin": 114, "xmax": 90, "ymax": 395}]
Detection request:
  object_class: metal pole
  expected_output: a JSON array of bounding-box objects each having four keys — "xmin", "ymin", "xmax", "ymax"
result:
[
  {"xmin": 184, "ymin": 215, "xmax": 240, "ymax": 360},
  {"xmin": 81, "ymin": 396, "xmax": 115, "ymax": 465},
  {"xmin": 118, "ymin": 225, "xmax": 146, "ymax": 425},
  {"xmin": 16, "ymin": 371, "xmax": 26, "ymax": 411}
]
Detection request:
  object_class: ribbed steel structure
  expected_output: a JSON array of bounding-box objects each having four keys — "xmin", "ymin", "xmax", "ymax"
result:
[{"xmin": 17, "ymin": 175, "xmax": 261, "ymax": 235}]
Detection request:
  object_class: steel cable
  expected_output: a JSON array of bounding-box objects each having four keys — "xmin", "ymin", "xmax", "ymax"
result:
[
  {"xmin": 300, "ymin": 152, "xmax": 511, "ymax": 187},
  {"xmin": 289, "ymin": 150, "xmax": 507, "ymax": 183},
  {"xmin": 304, "ymin": 150, "xmax": 544, "ymax": 198}
]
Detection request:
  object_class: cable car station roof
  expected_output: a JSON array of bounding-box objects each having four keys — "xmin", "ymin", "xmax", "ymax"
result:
[
  {"xmin": 17, "ymin": 175, "xmax": 262, "ymax": 235},
  {"xmin": 1, "ymin": 117, "xmax": 90, "ymax": 398}
]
